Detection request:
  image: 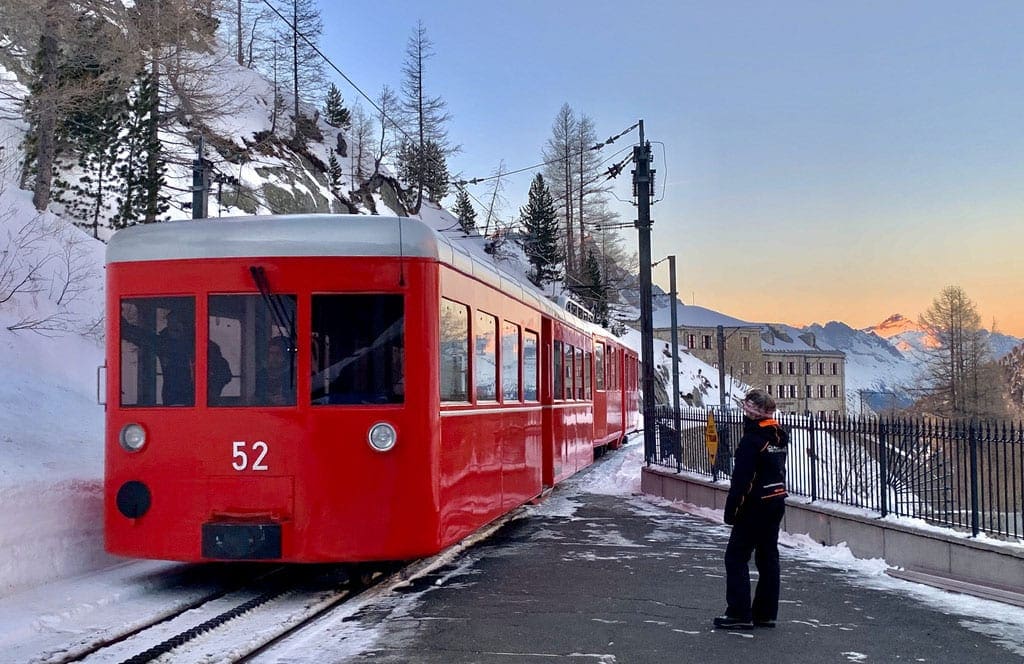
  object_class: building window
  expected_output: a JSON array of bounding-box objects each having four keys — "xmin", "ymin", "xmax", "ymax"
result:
[
  {"xmin": 832, "ymin": 362, "xmax": 839, "ymax": 375},
  {"xmin": 805, "ymin": 361, "xmax": 811, "ymax": 374},
  {"xmin": 702, "ymin": 334, "xmax": 712, "ymax": 349},
  {"xmin": 788, "ymin": 361, "xmax": 795, "ymax": 375},
  {"xmin": 806, "ymin": 384, "xmax": 812, "ymax": 398},
  {"xmin": 767, "ymin": 384, "xmax": 773, "ymax": 396},
  {"xmin": 688, "ymin": 334, "xmax": 696, "ymax": 349},
  {"xmin": 831, "ymin": 384, "xmax": 839, "ymax": 398},
  {"xmin": 742, "ymin": 361, "xmax": 751, "ymax": 375},
  {"xmin": 789, "ymin": 384, "xmax": 797, "ymax": 398},
  {"xmin": 777, "ymin": 361, "xmax": 783, "ymax": 375},
  {"xmin": 765, "ymin": 362, "xmax": 772, "ymax": 375},
  {"xmin": 819, "ymin": 362, "xmax": 825, "ymax": 375},
  {"xmin": 742, "ymin": 337, "xmax": 750, "ymax": 351},
  {"xmin": 818, "ymin": 384, "xmax": 826, "ymax": 398}
]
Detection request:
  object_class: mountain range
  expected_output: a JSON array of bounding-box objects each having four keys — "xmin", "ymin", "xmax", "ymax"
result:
[{"xmin": 798, "ymin": 313, "xmax": 1022, "ymax": 414}]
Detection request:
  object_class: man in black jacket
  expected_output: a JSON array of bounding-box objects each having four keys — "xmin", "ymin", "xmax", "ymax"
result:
[{"xmin": 714, "ymin": 389, "xmax": 789, "ymax": 630}]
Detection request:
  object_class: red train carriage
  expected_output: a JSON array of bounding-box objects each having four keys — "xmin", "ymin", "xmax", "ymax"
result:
[{"xmin": 104, "ymin": 214, "xmax": 638, "ymax": 563}]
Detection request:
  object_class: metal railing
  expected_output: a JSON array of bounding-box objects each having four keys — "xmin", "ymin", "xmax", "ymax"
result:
[{"xmin": 649, "ymin": 406, "xmax": 1024, "ymax": 540}]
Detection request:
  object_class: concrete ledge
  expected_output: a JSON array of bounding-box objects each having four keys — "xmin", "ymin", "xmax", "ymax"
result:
[{"xmin": 642, "ymin": 466, "xmax": 1024, "ymax": 596}]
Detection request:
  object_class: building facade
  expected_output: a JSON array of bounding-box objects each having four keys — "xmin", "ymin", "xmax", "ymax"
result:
[{"xmin": 651, "ymin": 300, "xmax": 847, "ymax": 417}]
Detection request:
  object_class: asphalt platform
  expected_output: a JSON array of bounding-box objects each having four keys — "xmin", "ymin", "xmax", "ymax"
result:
[{"xmin": 335, "ymin": 462, "xmax": 1024, "ymax": 663}]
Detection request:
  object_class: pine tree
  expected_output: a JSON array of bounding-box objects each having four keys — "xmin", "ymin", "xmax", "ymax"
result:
[
  {"xmin": 422, "ymin": 139, "xmax": 449, "ymax": 202},
  {"xmin": 397, "ymin": 138, "xmax": 449, "ymax": 206},
  {"xmin": 452, "ymin": 188, "xmax": 477, "ymax": 235},
  {"xmin": 111, "ymin": 73, "xmax": 167, "ymax": 229},
  {"xmin": 519, "ymin": 174, "xmax": 560, "ymax": 287},
  {"xmin": 324, "ymin": 83, "xmax": 350, "ymax": 129},
  {"xmin": 327, "ymin": 152, "xmax": 342, "ymax": 191},
  {"xmin": 583, "ymin": 248, "xmax": 609, "ymax": 326}
]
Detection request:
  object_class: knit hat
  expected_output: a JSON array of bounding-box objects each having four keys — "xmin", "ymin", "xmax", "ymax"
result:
[{"xmin": 742, "ymin": 389, "xmax": 776, "ymax": 419}]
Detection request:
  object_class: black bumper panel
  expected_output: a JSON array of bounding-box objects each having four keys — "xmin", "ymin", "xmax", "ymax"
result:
[{"xmin": 202, "ymin": 522, "xmax": 282, "ymax": 560}]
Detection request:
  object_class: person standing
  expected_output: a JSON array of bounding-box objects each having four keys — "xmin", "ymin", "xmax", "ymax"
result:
[{"xmin": 714, "ymin": 389, "xmax": 789, "ymax": 630}]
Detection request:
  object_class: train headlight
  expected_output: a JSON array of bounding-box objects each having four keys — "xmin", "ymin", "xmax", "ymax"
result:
[
  {"xmin": 119, "ymin": 423, "xmax": 147, "ymax": 452},
  {"xmin": 367, "ymin": 422, "xmax": 397, "ymax": 452}
]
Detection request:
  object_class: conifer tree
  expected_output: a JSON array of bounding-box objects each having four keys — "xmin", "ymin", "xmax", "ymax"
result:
[
  {"xmin": 519, "ymin": 174, "xmax": 560, "ymax": 287},
  {"xmin": 327, "ymin": 152, "xmax": 342, "ymax": 191},
  {"xmin": 324, "ymin": 83, "xmax": 350, "ymax": 129},
  {"xmin": 583, "ymin": 248, "xmax": 609, "ymax": 326},
  {"xmin": 452, "ymin": 188, "xmax": 477, "ymax": 235},
  {"xmin": 111, "ymin": 73, "xmax": 167, "ymax": 229}
]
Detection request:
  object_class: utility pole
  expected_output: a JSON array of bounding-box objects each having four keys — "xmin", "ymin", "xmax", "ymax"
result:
[
  {"xmin": 192, "ymin": 136, "xmax": 210, "ymax": 219},
  {"xmin": 717, "ymin": 324, "xmax": 732, "ymax": 473},
  {"xmin": 668, "ymin": 256, "xmax": 681, "ymax": 460},
  {"xmin": 634, "ymin": 120, "xmax": 656, "ymax": 464}
]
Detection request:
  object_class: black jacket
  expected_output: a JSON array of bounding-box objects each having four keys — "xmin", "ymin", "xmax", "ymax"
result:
[{"xmin": 723, "ymin": 417, "xmax": 789, "ymax": 525}]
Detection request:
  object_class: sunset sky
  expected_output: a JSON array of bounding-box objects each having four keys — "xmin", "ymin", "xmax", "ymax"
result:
[{"xmin": 319, "ymin": 1, "xmax": 1024, "ymax": 335}]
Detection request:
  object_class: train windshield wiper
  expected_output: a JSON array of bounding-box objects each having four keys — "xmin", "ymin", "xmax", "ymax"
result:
[{"xmin": 249, "ymin": 265, "xmax": 296, "ymax": 356}]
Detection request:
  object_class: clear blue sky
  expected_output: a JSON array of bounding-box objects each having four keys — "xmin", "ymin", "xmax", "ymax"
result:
[{"xmin": 317, "ymin": 1, "xmax": 1024, "ymax": 335}]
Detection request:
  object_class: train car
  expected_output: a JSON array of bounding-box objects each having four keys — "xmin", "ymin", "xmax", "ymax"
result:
[{"xmin": 104, "ymin": 214, "xmax": 639, "ymax": 563}]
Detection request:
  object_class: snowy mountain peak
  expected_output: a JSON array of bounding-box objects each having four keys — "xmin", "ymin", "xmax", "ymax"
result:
[{"xmin": 866, "ymin": 313, "xmax": 922, "ymax": 339}]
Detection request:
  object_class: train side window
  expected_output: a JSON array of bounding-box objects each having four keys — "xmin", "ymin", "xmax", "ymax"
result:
[
  {"xmin": 311, "ymin": 294, "xmax": 403, "ymax": 405},
  {"xmin": 553, "ymin": 340, "xmax": 563, "ymax": 401},
  {"xmin": 120, "ymin": 296, "xmax": 195, "ymax": 407},
  {"xmin": 608, "ymin": 347, "xmax": 617, "ymax": 390},
  {"xmin": 523, "ymin": 331, "xmax": 538, "ymax": 401},
  {"xmin": 475, "ymin": 311, "xmax": 498, "ymax": 402},
  {"xmin": 584, "ymin": 350, "xmax": 592, "ymax": 400},
  {"xmin": 440, "ymin": 299, "xmax": 469, "ymax": 402},
  {"xmin": 209, "ymin": 294, "xmax": 297, "ymax": 407},
  {"xmin": 595, "ymin": 343, "xmax": 605, "ymax": 391},
  {"xmin": 575, "ymin": 347, "xmax": 584, "ymax": 399},
  {"xmin": 564, "ymin": 343, "xmax": 574, "ymax": 401},
  {"xmin": 501, "ymin": 321, "xmax": 520, "ymax": 402}
]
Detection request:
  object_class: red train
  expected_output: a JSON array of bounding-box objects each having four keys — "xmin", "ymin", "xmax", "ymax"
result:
[{"xmin": 104, "ymin": 214, "xmax": 639, "ymax": 562}]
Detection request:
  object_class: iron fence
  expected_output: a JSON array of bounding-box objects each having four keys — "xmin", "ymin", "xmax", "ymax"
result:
[{"xmin": 648, "ymin": 406, "xmax": 1024, "ymax": 540}]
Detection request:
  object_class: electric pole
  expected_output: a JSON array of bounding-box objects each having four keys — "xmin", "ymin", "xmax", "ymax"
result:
[
  {"xmin": 192, "ymin": 136, "xmax": 210, "ymax": 219},
  {"xmin": 634, "ymin": 120, "xmax": 656, "ymax": 464},
  {"xmin": 669, "ymin": 256, "xmax": 681, "ymax": 469}
]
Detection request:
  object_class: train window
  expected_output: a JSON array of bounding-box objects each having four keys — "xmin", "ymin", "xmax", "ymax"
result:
[
  {"xmin": 439, "ymin": 299, "xmax": 469, "ymax": 402},
  {"xmin": 501, "ymin": 321, "xmax": 520, "ymax": 402},
  {"xmin": 120, "ymin": 297, "xmax": 195, "ymax": 407},
  {"xmin": 564, "ymin": 343, "xmax": 574, "ymax": 400},
  {"xmin": 584, "ymin": 350, "xmax": 592, "ymax": 400},
  {"xmin": 209, "ymin": 294, "xmax": 297, "ymax": 407},
  {"xmin": 608, "ymin": 347, "xmax": 617, "ymax": 390},
  {"xmin": 311, "ymin": 294, "xmax": 404, "ymax": 405},
  {"xmin": 523, "ymin": 331, "xmax": 538, "ymax": 401},
  {"xmin": 595, "ymin": 343, "xmax": 605, "ymax": 390},
  {"xmin": 553, "ymin": 340, "xmax": 563, "ymax": 400},
  {"xmin": 475, "ymin": 311, "xmax": 498, "ymax": 402},
  {"xmin": 575, "ymin": 347, "xmax": 584, "ymax": 399}
]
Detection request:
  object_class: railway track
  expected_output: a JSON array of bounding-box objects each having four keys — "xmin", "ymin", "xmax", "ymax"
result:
[{"xmin": 41, "ymin": 514, "xmax": 521, "ymax": 664}]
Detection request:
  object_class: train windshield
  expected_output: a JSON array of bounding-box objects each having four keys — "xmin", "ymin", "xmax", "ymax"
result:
[
  {"xmin": 208, "ymin": 294, "xmax": 297, "ymax": 407},
  {"xmin": 311, "ymin": 294, "xmax": 404, "ymax": 405},
  {"xmin": 120, "ymin": 297, "xmax": 195, "ymax": 407}
]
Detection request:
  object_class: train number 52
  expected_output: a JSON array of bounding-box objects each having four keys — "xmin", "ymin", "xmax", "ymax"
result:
[{"xmin": 232, "ymin": 440, "xmax": 269, "ymax": 471}]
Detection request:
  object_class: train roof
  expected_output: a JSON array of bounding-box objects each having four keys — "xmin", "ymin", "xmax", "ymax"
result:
[{"xmin": 106, "ymin": 214, "xmax": 631, "ymax": 346}]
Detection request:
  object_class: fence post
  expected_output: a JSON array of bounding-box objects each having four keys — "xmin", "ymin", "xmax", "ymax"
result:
[
  {"xmin": 969, "ymin": 420, "xmax": 980, "ymax": 537},
  {"xmin": 809, "ymin": 415, "xmax": 818, "ymax": 502},
  {"xmin": 878, "ymin": 419, "xmax": 889, "ymax": 518}
]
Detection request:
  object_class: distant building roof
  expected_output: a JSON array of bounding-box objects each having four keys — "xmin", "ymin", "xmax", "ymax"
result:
[
  {"xmin": 761, "ymin": 323, "xmax": 845, "ymax": 356},
  {"xmin": 651, "ymin": 298, "xmax": 757, "ymax": 330}
]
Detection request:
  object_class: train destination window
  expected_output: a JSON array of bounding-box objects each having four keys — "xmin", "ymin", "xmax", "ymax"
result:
[
  {"xmin": 475, "ymin": 312, "xmax": 498, "ymax": 402},
  {"xmin": 312, "ymin": 294, "xmax": 404, "ymax": 405},
  {"xmin": 209, "ymin": 294, "xmax": 297, "ymax": 407},
  {"xmin": 553, "ymin": 340, "xmax": 564, "ymax": 400},
  {"xmin": 501, "ymin": 321, "xmax": 520, "ymax": 401},
  {"xmin": 439, "ymin": 299, "xmax": 469, "ymax": 402},
  {"xmin": 120, "ymin": 296, "xmax": 195, "ymax": 407},
  {"xmin": 523, "ymin": 331, "xmax": 538, "ymax": 401}
]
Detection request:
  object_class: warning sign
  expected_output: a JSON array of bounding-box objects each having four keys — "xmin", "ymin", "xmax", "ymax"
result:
[{"xmin": 706, "ymin": 411, "xmax": 719, "ymax": 466}]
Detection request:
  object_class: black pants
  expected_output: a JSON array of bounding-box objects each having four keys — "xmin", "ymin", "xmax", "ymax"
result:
[{"xmin": 724, "ymin": 499, "xmax": 785, "ymax": 621}]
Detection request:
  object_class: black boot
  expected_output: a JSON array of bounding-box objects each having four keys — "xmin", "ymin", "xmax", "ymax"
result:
[{"xmin": 713, "ymin": 614, "xmax": 753, "ymax": 630}]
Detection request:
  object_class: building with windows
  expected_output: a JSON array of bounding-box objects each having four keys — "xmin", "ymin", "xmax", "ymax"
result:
[{"xmin": 651, "ymin": 299, "xmax": 847, "ymax": 417}]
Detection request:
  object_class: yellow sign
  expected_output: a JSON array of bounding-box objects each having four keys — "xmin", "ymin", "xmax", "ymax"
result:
[{"xmin": 706, "ymin": 411, "xmax": 719, "ymax": 466}]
